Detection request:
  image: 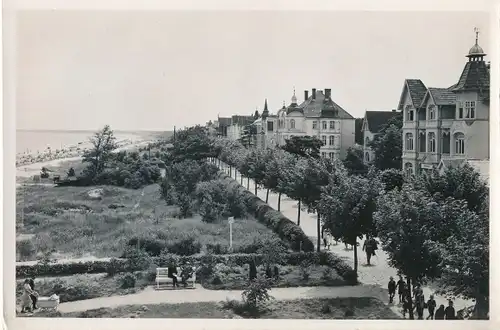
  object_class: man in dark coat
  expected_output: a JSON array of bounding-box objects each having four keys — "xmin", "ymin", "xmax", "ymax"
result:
[
  {"xmin": 167, "ymin": 265, "xmax": 179, "ymax": 288},
  {"xmin": 388, "ymin": 276, "xmax": 396, "ymax": 303}
]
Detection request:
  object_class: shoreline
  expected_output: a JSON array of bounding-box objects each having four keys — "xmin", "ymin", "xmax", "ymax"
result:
[{"xmin": 16, "ymin": 140, "xmax": 155, "ymax": 180}]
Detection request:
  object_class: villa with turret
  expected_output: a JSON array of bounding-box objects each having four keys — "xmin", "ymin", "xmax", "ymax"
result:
[
  {"xmin": 399, "ymin": 29, "xmax": 490, "ymax": 177},
  {"xmin": 253, "ymin": 88, "xmax": 355, "ymax": 160}
]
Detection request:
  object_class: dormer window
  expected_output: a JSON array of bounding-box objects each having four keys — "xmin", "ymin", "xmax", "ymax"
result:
[
  {"xmin": 465, "ymin": 101, "xmax": 476, "ymax": 119},
  {"xmin": 428, "ymin": 105, "xmax": 436, "ymax": 120}
]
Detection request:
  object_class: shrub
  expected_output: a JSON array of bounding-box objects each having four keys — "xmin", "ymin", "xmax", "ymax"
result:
[
  {"xmin": 119, "ymin": 273, "xmax": 136, "ymax": 289},
  {"xmin": 206, "ymin": 243, "xmax": 229, "ymax": 254},
  {"xmin": 17, "ymin": 240, "xmax": 36, "ymax": 261},
  {"xmin": 126, "ymin": 236, "xmax": 165, "ymax": 257},
  {"xmin": 242, "ymin": 277, "xmax": 272, "ymax": 311},
  {"xmin": 165, "ymin": 237, "xmax": 201, "ymax": 256},
  {"xmin": 299, "ymin": 260, "xmax": 312, "ymax": 280},
  {"xmin": 216, "ymin": 173, "xmax": 314, "ymax": 252},
  {"xmin": 321, "ymin": 302, "xmax": 332, "ymax": 314},
  {"xmin": 105, "ymin": 258, "xmax": 123, "ymax": 277}
]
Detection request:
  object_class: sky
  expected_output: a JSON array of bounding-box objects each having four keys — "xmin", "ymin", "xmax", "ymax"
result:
[{"xmin": 16, "ymin": 10, "xmax": 490, "ymax": 131}]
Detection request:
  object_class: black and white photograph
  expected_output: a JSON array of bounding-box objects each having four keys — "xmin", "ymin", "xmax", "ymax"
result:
[{"xmin": 3, "ymin": 1, "xmax": 496, "ymax": 328}]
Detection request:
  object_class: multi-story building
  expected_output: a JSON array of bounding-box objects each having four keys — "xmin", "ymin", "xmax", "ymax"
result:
[
  {"xmin": 254, "ymin": 88, "xmax": 355, "ymax": 160},
  {"xmin": 399, "ymin": 31, "xmax": 490, "ymax": 176},
  {"xmin": 362, "ymin": 110, "xmax": 400, "ymax": 163},
  {"xmin": 227, "ymin": 115, "xmax": 255, "ymax": 141}
]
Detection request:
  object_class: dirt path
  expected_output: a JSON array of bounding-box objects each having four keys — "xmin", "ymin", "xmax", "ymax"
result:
[{"xmin": 57, "ymin": 284, "xmax": 390, "ymax": 314}]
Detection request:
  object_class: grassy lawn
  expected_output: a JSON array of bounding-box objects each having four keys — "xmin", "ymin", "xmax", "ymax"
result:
[
  {"xmin": 32, "ymin": 297, "xmax": 399, "ymax": 319},
  {"xmin": 16, "ymin": 183, "xmax": 282, "ymax": 260},
  {"xmin": 202, "ymin": 264, "xmax": 348, "ymax": 290}
]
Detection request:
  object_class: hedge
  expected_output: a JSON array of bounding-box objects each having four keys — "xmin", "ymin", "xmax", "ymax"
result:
[
  {"xmin": 216, "ymin": 172, "xmax": 315, "ymax": 252},
  {"xmin": 17, "ymin": 252, "xmax": 356, "ymax": 284}
]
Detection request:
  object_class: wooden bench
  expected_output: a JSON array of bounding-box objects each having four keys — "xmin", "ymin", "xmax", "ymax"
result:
[{"xmin": 156, "ymin": 267, "xmax": 196, "ymax": 289}]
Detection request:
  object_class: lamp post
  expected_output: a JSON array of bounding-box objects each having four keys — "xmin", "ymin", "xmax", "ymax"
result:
[{"xmin": 228, "ymin": 217, "xmax": 234, "ymax": 252}]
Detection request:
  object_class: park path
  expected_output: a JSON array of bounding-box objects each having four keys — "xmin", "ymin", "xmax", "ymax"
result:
[
  {"xmin": 218, "ymin": 162, "xmax": 472, "ymax": 313},
  {"xmin": 57, "ymin": 284, "xmax": 390, "ymax": 313}
]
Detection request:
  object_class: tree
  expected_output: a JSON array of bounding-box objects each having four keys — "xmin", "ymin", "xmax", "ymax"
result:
[
  {"xmin": 369, "ymin": 113, "xmax": 403, "ymax": 170},
  {"xmin": 320, "ymin": 167, "xmax": 382, "ymax": 274},
  {"xmin": 343, "ymin": 145, "xmax": 368, "ymax": 176},
  {"xmin": 239, "ymin": 124, "xmax": 257, "ymax": 148},
  {"xmin": 278, "ymin": 157, "xmax": 308, "ymax": 226},
  {"xmin": 245, "ymin": 148, "xmax": 270, "ymax": 196},
  {"xmin": 378, "ymin": 168, "xmax": 404, "ymax": 192},
  {"xmin": 170, "ymin": 125, "xmax": 213, "ymax": 162},
  {"xmin": 429, "ymin": 205, "xmax": 489, "ymax": 319},
  {"xmin": 281, "ymin": 136, "xmax": 323, "ymax": 159},
  {"xmin": 374, "ymin": 185, "xmax": 449, "ymax": 319},
  {"xmin": 412, "ymin": 163, "xmax": 488, "ymax": 214},
  {"xmin": 82, "ymin": 125, "xmax": 117, "ymax": 181},
  {"xmin": 265, "ymin": 149, "xmax": 295, "ymax": 210}
]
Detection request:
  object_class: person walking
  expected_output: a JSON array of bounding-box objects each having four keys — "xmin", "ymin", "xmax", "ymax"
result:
[
  {"xmin": 402, "ymin": 289, "xmax": 411, "ymax": 318},
  {"xmin": 397, "ymin": 276, "xmax": 406, "ymax": 304},
  {"xmin": 414, "ymin": 290, "xmax": 425, "ymax": 320},
  {"xmin": 362, "ymin": 236, "xmax": 377, "ymax": 265},
  {"xmin": 445, "ymin": 300, "xmax": 456, "ymax": 320},
  {"xmin": 27, "ymin": 278, "xmax": 38, "ymax": 310},
  {"xmin": 388, "ymin": 276, "xmax": 396, "ymax": 304},
  {"xmin": 426, "ymin": 294, "xmax": 437, "ymax": 320},
  {"xmin": 434, "ymin": 305, "xmax": 445, "ymax": 320}
]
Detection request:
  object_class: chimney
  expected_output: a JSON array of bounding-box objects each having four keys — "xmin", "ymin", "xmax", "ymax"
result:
[
  {"xmin": 304, "ymin": 90, "xmax": 309, "ymax": 101},
  {"xmin": 325, "ymin": 88, "xmax": 331, "ymax": 99},
  {"xmin": 312, "ymin": 88, "xmax": 317, "ymax": 99}
]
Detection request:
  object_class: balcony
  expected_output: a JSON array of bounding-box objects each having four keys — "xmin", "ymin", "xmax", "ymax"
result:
[
  {"xmin": 402, "ymin": 150, "xmax": 417, "ymax": 159},
  {"xmin": 440, "ymin": 119, "xmax": 453, "ymax": 128},
  {"xmin": 402, "ymin": 121, "xmax": 417, "ymax": 129}
]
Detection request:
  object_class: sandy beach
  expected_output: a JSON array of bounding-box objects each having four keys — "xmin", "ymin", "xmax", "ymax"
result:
[{"xmin": 16, "ymin": 139, "xmax": 155, "ymax": 180}]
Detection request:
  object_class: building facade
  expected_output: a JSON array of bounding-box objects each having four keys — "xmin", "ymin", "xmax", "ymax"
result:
[
  {"xmin": 254, "ymin": 88, "xmax": 355, "ymax": 160},
  {"xmin": 362, "ymin": 110, "xmax": 400, "ymax": 163},
  {"xmin": 399, "ymin": 32, "xmax": 490, "ymax": 176}
]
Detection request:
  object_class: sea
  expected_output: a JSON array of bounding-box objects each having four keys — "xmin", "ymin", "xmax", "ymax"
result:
[{"xmin": 16, "ymin": 129, "xmax": 165, "ymax": 155}]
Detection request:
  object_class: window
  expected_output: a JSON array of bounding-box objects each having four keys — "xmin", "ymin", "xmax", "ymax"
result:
[
  {"xmin": 321, "ymin": 152, "xmax": 326, "ymax": 158},
  {"xmin": 365, "ymin": 152, "xmax": 370, "ymax": 162},
  {"xmin": 329, "ymin": 152, "xmax": 334, "ymax": 160},
  {"xmin": 405, "ymin": 133, "xmax": 414, "ymax": 151},
  {"xmin": 365, "ymin": 137, "xmax": 370, "ymax": 146},
  {"xmin": 267, "ymin": 121, "xmax": 274, "ymax": 132},
  {"xmin": 321, "ymin": 135, "xmax": 327, "ymax": 145},
  {"xmin": 465, "ymin": 101, "xmax": 476, "ymax": 119},
  {"xmin": 442, "ymin": 132, "xmax": 451, "ymax": 154},
  {"xmin": 404, "ymin": 162, "xmax": 414, "ymax": 177},
  {"xmin": 419, "ymin": 132, "xmax": 426, "ymax": 152},
  {"xmin": 428, "ymin": 105, "xmax": 436, "ymax": 120},
  {"xmin": 428, "ymin": 132, "xmax": 436, "ymax": 153},
  {"xmin": 406, "ymin": 105, "xmax": 414, "ymax": 121},
  {"xmin": 329, "ymin": 136, "xmax": 335, "ymax": 146},
  {"xmin": 312, "ymin": 121, "xmax": 318, "ymax": 129},
  {"xmin": 329, "ymin": 121, "xmax": 335, "ymax": 129},
  {"xmin": 290, "ymin": 119, "xmax": 295, "ymax": 129},
  {"xmin": 454, "ymin": 132, "xmax": 465, "ymax": 154},
  {"xmin": 322, "ymin": 121, "xmax": 327, "ymax": 129},
  {"xmin": 458, "ymin": 102, "xmax": 464, "ymax": 119}
]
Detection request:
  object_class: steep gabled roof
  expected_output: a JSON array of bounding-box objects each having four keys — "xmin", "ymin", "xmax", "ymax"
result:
[
  {"xmin": 397, "ymin": 79, "xmax": 427, "ymax": 110},
  {"xmin": 218, "ymin": 117, "xmax": 232, "ymax": 126},
  {"xmin": 364, "ymin": 111, "xmax": 400, "ymax": 134},
  {"xmin": 453, "ymin": 60, "xmax": 490, "ymax": 92},
  {"xmin": 298, "ymin": 90, "xmax": 354, "ymax": 119},
  {"xmin": 420, "ymin": 87, "xmax": 456, "ymax": 107}
]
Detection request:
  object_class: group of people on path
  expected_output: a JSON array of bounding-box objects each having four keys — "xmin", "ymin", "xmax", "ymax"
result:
[
  {"xmin": 20, "ymin": 278, "xmax": 38, "ymax": 313},
  {"xmin": 388, "ymin": 276, "xmax": 457, "ymax": 320}
]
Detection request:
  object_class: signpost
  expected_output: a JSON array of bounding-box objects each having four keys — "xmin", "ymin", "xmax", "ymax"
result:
[{"xmin": 228, "ymin": 217, "xmax": 234, "ymax": 251}]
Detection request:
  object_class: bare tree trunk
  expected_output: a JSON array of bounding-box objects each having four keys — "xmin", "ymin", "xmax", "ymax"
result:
[
  {"xmin": 266, "ymin": 188, "xmax": 270, "ymax": 203},
  {"xmin": 240, "ymin": 176, "xmax": 243, "ymax": 185},
  {"xmin": 247, "ymin": 177, "xmax": 250, "ymax": 190},
  {"xmin": 407, "ymin": 277, "xmax": 414, "ymax": 320},
  {"xmin": 254, "ymin": 182, "xmax": 257, "ymax": 196},
  {"xmin": 316, "ymin": 212, "xmax": 321, "ymax": 252},
  {"xmin": 353, "ymin": 237, "xmax": 358, "ymax": 274},
  {"xmin": 235, "ymin": 170, "xmax": 237, "ymax": 180},
  {"xmin": 229, "ymin": 166, "xmax": 232, "ymax": 177},
  {"xmin": 297, "ymin": 200, "xmax": 301, "ymax": 226},
  {"xmin": 278, "ymin": 192, "xmax": 281, "ymax": 211}
]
